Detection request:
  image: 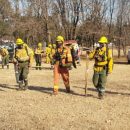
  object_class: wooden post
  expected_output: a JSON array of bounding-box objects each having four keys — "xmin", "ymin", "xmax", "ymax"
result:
[{"xmin": 85, "ymin": 49, "xmax": 89, "ymax": 96}]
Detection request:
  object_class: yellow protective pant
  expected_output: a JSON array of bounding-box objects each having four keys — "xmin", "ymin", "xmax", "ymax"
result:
[
  {"xmin": 53, "ymin": 64, "xmax": 70, "ymax": 92},
  {"xmin": 46, "ymin": 54, "xmax": 51, "ymax": 64}
]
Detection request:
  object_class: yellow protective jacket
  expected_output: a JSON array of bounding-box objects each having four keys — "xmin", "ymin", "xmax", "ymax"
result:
[
  {"xmin": 53, "ymin": 46, "xmax": 72, "ymax": 66},
  {"xmin": 0, "ymin": 48, "xmax": 9, "ymax": 57},
  {"xmin": 14, "ymin": 44, "xmax": 34, "ymax": 65},
  {"xmin": 89, "ymin": 47, "xmax": 113, "ymax": 73},
  {"xmin": 35, "ymin": 47, "xmax": 44, "ymax": 55},
  {"xmin": 46, "ymin": 47, "xmax": 52, "ymax": 55}
]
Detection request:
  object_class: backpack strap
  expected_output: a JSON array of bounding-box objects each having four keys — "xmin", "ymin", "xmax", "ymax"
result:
[
  {"xmin": 25, "ymin": 46, "xmax": 29, "ymax": 56},
  {"xmin": 106, "ymin": 44, "xmax": 109, "ymax": 74}
]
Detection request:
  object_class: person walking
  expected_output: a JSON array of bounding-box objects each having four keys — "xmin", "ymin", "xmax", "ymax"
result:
[
  {"xmin": 88, "ymin": 36, "xmax": 113, "ymax": 99},
  {"xmin": 52, "ymin": 36, "xmax": 72, "ymax": 95},
  {"xmin": 13, "ymin": 38, "xmax": 33, "ymax": 90},
  {"xmin": 34, "ymin": 42, "xmax": 44, "ymax": 70}
]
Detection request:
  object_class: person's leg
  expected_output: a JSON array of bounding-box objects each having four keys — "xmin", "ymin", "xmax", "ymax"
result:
[
  {"xmin": 18, "ymin": 63, "xmax": 24, "ymax": 90},
  {"xmin": 61, "ymin": 68, "xmax": 70, "ymax": 93},
  {"xmin": 14, "ymin": 64, "xmax": 19, "ymax": 83},
  {"xmin": 98, "ymin": 70, "xmax": 107, "ymax": 99},
  {"xmin": 39, "ymin": 55, "xmax": 42, "ymax": 70},
  {"xmin": 6, "ymin": 55, "xmax": 9, "ymax": 69},
  {"xmin": 53, "ymin": 65, "xmax": 60, "ymax": 94},
  {"xmin": 93, "ymin": 71, "xmax": 100, "ymax": 90},
  {"xmin": 2, "ymin": 56, "xmax": 5, "ymax": 69},
  {"xmin": 39, "ymin": 62, "xmax": 42, "ymax": 70},
  {"xmin": 35, "ymin": 55, "xmax": 38, "ymax": 70},
  {"xmin": 46, "ymin": 54, "xmax": 50, "ymax": 64},
  {"xmin": 22, "ymin": 62, "xmax": 29, "ymax": 90}
]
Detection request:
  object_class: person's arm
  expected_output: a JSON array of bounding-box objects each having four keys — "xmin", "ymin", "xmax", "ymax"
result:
[
  {"xmin": 29, "ymin": 49, "xmax": 34, "ymax": 67},
  {"xmin": 67, "ymin": 48, "xmax": 72, "ymax": 63},
  {"xmin": 13, "ymin": 48, "xmax": 18, "ymax": 64},
  {"xmin": 107, "ymin": 49, "xmax": 113, "ymax": 74},
  {"xmin": 25, "ymin": 46, "xmax": 34, "ymax": 67},
  {"xmin": 88, "ymin": 50, "xmax": 96, "ymax": 59},
  {"xmin": 61, "ymin": 48, "xmax": 72, "ymax": 67}
]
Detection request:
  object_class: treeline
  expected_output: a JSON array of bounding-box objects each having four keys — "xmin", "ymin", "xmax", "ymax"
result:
[{"xmin": 0, "ymin": 0, "xmax": 130, "ymax": 57}]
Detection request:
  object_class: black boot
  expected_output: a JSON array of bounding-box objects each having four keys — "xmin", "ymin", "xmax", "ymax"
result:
[
  {"xmin": 39, "ymin": 66, "xmax": 42, "ymax": 70},
  {"xmin": 23, "ymin": 79, "xmax": 28, "ymax": 90},
  {"xmin": 39, "ymin": 63, "xmax": 42, "ymax": 70},
  {"xmin": 66, "ymin": 86, "xmax": 70, "ymax": 93},
  {"xmin": 2, "ymin": 65, "xmax": 4, "ymax": 69},
  {"xmin": 36, "ymin": 66, "xmax": 38, "ymax": 70},
  {"xmin": 7, "ymin": 65, "xmax": 9, "ymax": 69},
  {"xmin": 18, "ymin": 81, "xmax": 23, "ymax": 91},
  {"xmin": 98, "ymin": 92, "xmax": 104, "ymax": 99}
]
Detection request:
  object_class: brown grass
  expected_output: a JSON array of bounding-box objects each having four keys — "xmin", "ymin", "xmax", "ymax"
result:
[{"xmin": 0, "ymin": 60, "xmax": 130, "ymax": 130}]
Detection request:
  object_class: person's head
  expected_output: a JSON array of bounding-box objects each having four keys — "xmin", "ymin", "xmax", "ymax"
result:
[
  {"xmin": 48, "ymin": 44, "xmax": 52, "ymax": 48},
  {"xmin": 56, "ymin": 36, "xmax": 64, "ymax": 48},
  {"xmin": 16, "ymin": 38, "xmax": 24, "ymax": 49},
  {"xmin": 52, "ymin": 44, "xmax": 56, "ymax": 49},
  {"xmin": 38, "ymin": 42, "xmax": 42, "ymax": 48},
  {"xmin": 98, "ymin": 36, "xmax": 108, "ymax": 48}
]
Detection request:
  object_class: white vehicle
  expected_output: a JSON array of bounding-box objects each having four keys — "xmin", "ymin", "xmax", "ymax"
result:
[{"xmin": 127, "ymin": 49, "xmax": 130, "ymax": 64}]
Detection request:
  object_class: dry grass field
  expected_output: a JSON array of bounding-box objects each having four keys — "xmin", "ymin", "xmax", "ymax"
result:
[{"xmin": 0, "ymin": 56, "xmax": 130, "ymax": 130}]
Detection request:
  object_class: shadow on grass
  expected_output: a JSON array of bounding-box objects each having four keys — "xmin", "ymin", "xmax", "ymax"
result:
[
  {"xmin": 73, "ymin": 86, "xmax": 84, "ymax": 89},
  {"xmin": 87, "ymin": 88, "xmax": 130, "ymax": 96},
  {"xmin": 28, "ymin": 85, "xmax": 95, "ymax": 97},
  {"xmin": 31, "ymin": 67, "xmax": 53, "ymax": 70},
  {"xmin": 0, "ymin": 84, "xmax": 17, "ymax": 90},
  {"xmin": 0, "ymin": 88, "xmax": 5, "ymax": 91},
  {"xmin": 114, "ymin": 61, "xmax": 128, "ymax": 65},
  {"xmin": 0, "ymin": 84, "xmax": 98, "ymax": 98}
]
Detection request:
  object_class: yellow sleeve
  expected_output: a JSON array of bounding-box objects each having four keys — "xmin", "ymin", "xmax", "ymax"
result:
[
  {"xmin": 26, "ymin": 47, "xmax": 34, "ymax": 65},
  {"xmin": 108, "ymin": 50, "xmax": 113, "ymax": 73},
  {"xmin": 5, "ymin": 49, "xmax": 9, "ymax": 55},
  {"xmin": 50, "ymin": 49, "xmax": 55, "ymax": 59},
  {"xmin": 89, "ymin": 50, "xmax": 96, "ymax": 59},
  {"xmin": 67, "ymin": 48, "xmax": 72, "ymax": 63},
  {"xmin": 46, "ymin": 47, "xmax": 49, "ymax": 54},
  {"xmin": 29, "ymin": 55, "xmax": 34, "ymax": 65},
  {"xmin": 29, "ymin": 49, "xmax": 34, "ymax": 65},
  {"xmin": 35, "ymin": 49, "xmax": 37, "ymax": 54}
]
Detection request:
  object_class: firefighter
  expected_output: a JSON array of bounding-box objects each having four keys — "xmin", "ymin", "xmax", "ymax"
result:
[
  {"xmin": 52, "ymin": 36, "xmax": 72, "ymax": 95},
  {"xmin": 46, "ymin": 44, "xmax": 52, "ymax": 64},
  {"xmin": 34, "ymin": 42, "xmax": 44, "ymax": 70},
  {"xmin": 49, "ymin": 44, "xmax": 56, "ymax": 69},
  {"xmin": 0, "ymin": 47, "xmax": 9, "ymax": 69},
  {"xmin": 88, "ymin": 36, "xmax": 113, "ymax": 99},
  {"xmin": 13, "ymin": 38, "xmax": 33, "ymax": 90}
]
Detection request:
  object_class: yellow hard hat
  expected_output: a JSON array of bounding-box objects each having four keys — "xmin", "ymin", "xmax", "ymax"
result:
[
  {"xmin": 48, "ymin": 44, "xmax": 52, "ymax": 48},
  {"xmin": 16, "ymin": 38, "xmax": 24, "ymax": 45},
  {"xmin": 38, "ymin": 42, "xmax": 42, "ymax": 47},
  {"xmin": 98, "ymin": 36, "xmax": 108, "ymax": 44},
  {"xmin": 53, "ymin": 44, "xmax": 56, "ymax": 48},
  {"xmin": 56, "ymin": 36, "xmax": 64, "ymax": 43}
]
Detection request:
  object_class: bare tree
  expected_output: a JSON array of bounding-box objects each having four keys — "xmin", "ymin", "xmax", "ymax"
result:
[{"xmin": 108, "ymin": 0, "xmax": 116, "ymax": 35}]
